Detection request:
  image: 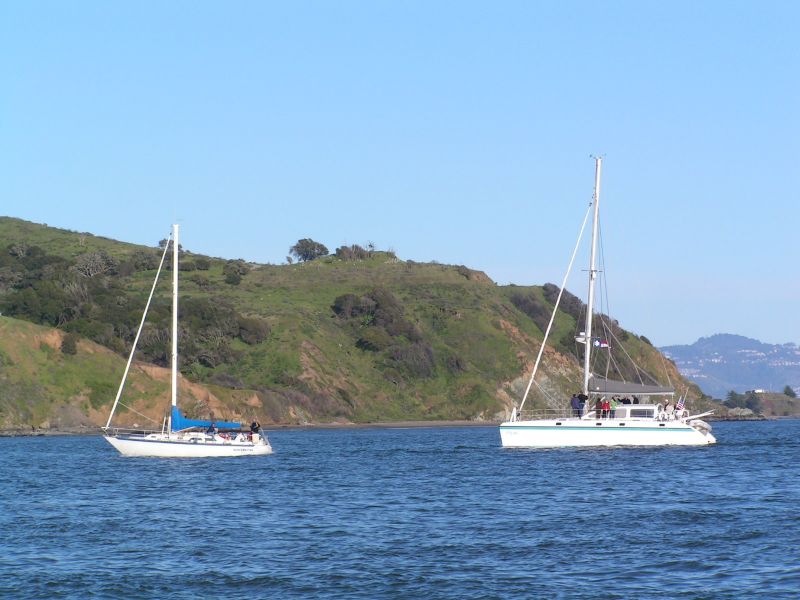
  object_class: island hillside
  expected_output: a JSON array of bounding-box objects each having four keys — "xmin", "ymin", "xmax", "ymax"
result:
[{"xmin": 0, "ymin": 216, "xmax": 725, "ymax": 431}]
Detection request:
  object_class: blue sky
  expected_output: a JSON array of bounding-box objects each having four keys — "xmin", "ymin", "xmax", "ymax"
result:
[{"xmin": 1, "ymin": 1, "xmax": 798, "ymax": 346}]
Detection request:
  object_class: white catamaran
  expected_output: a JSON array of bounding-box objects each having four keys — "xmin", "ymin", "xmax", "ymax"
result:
[
  {"xmin": 103, "ymin": 224, "xmax": 273, "ymax": 457},
  {"xmin": 500, "ymin": 159, "xmax": 716, "ymax": 448}
]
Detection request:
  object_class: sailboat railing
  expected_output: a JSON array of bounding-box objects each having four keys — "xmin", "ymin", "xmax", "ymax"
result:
[{"xmin": 104, "ymin": 427, "xmax": 163, "ymax": 436}]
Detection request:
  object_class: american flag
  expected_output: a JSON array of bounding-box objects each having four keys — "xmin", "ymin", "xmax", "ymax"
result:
[{"xmin": 676, "ymin": 395, "xmax": 686, "ymax": 411}]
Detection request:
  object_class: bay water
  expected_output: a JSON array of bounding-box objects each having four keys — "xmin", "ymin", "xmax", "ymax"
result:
[{"xmin": 1, "ymin": 420, "xmax": 798, "ymax": 599}]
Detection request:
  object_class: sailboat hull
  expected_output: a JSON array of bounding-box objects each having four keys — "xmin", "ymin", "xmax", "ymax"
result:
[
  {"xmin": 500, "ymin": 419, "xmax": 716, "ymax": 448},
  {"xmin": 104, "ymin": 434, "xmax": 273, "ymax": 457}
]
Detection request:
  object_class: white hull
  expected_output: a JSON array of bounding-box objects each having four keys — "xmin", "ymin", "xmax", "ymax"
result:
[
  {"xmin": 500, "ymin": 418, "xmax": 716, "ymax": 448},
  {"xmin": 104, "ymin": 433, "xmax": 273, "ymax": 457}
]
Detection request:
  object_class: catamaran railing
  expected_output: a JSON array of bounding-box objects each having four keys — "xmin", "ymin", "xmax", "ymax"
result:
[
  {"xmin": 513, "ymin": 409, "xmax": 692, "ymax": 421},
  {"xmin": 515, "ymin": 409, "xmax": 581, "ymax": 420}
]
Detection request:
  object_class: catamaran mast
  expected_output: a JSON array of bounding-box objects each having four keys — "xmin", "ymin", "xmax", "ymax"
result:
[
  {"xmin": 171, "ymin": 224, "xmax": 179, "ymax": 408},
  {"xmin": 583, "ymin": 157, "xmax": 602, "ymax": 396}
]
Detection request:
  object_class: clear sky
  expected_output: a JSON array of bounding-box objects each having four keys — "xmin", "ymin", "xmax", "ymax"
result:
[{"xmin": 1, "ymin": 1, "xmax": 798, "ymax": 346}]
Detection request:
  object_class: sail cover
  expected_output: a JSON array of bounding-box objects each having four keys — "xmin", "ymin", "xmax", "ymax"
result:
[
  {"xmin": 171, "ymin": 407, "xmax": 242, "ymax": 431},
  {"xmin": 587, "ymin": 375, "xmax": 674, "ymax": 396}
]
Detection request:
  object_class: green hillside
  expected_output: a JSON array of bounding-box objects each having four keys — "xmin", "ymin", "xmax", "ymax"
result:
[
  {"xmin": 0, "ymin": 316, "xmax": 267, "ymax": 430},
  {"xmin": 0, "ymin": 217, "xmax": 722, "ymax": 430}
]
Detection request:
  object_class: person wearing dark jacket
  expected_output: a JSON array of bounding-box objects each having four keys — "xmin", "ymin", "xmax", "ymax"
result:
[
  {"xmin": 250, "ymin": 420, "xmax": 261, "ymax": 442},
  {"xmin": 570, "ymin": 394, "xmax": 582, "ymax": 418}
]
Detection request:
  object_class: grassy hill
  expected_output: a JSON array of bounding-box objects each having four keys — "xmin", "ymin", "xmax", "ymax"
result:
[
  {"xmin": 0, "ymin": 216, "xmax": 723, "ymax": 430},
  {"xmin": 0, "ymin": 316, "xmax": 260, "ymax": 430}
]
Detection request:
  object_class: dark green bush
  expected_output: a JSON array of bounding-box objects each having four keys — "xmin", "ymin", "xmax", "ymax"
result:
[
  {"xmin": 390, "ymin": 342, "xmax": 436, "ymax": 378},
  {"xmin": 356, "ymin": 327, "xmax": 393, "ymax": 352},
  {"xmin": 238, "ymin": 316, "xmax": 271, "ymax": 345},
  {"xmin": 510, "ymin": 292, "xmax": 550, "ymax": 333},
  {"xmin": 61, "ymin": 332, "xmax": 79, "ymax": 355}
]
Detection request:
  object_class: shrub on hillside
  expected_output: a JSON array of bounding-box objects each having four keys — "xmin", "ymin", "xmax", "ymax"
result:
[
  {"xmin": 194, "ymin": 257, "xmax": 211, "ymax": 271},
  {"xmin": 356, "ymin": 327, "xmax": 393, "ymax": 352},
  {"xmin": 542, "ymin": 283, "xmax": 583, "ymax": 321},
  {"xmin": 332, "ymin": 293, "xmax": 376, "ymax": 319},
  {"xmin": 783, "ymin": 385, "xmax": 796, "ymax": 398},
  {"xmin": 238, "ymin": 316, "xmax": 271, "ymax": 345},
  {"xmin": 73, "ymin": 250, "xmax": 119, "ymax": 278},
  {"xmin": 223, "ymin": 260, "xmax": 248, "ymax": 285},
  {"xmin": 510, "ymin": 292, "xmax": 550, "ymax": 333},
  {"xmin": 190, "ymin": 274, "xmax": 212, "ymax": 290},
  {"xmin": 445, "ymin": 353, "xmax": 467, "ymax": 373},
  {"xmin": 129, "ymin": 250, "xmax": 160, "ymax": 271},
  {"xmin": 390, "ymin": 342, "xmax": 436, "ymax": 378},
  {"xmin": 335, "ymin": 244, "xmax": 369, "ymax": 261},
  {"xmin": 333, "ymin": 288, "xmax": 421, "ymax": 343},
  {"xmin": 61, "ymin": 332, "xmax": 79, "ymax": 355}
]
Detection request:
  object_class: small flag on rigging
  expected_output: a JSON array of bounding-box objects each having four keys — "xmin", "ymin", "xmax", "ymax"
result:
[{"xmin": 593, "ymin": 339, "xmax": 610, "ymax": 348}]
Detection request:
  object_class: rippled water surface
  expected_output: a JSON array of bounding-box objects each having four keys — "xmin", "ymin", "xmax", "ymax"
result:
[{"xmin": 2, "ymin": 421, "xmax": 799, "ymax": 599}]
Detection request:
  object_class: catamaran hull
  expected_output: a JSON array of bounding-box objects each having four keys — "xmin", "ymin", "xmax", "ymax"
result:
[
  {"xmin": 500, "ymin": 420, "xmax": 716, "ymax": 448},
  {"xmin": 104, "ymin": 435, "xmax": 273, "ymax": 457}
]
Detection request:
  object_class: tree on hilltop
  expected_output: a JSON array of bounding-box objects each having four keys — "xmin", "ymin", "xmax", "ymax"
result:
[
  {"xmin": 784, "ymin": 385, "xmax": 797, "ymax": 398},
  {"xmin": 290, "ymin": 239, "xmax": 328, "ymax": 262}
]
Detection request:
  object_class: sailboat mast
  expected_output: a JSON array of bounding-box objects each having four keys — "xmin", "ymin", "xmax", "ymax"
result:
[
  {"xmin": 171, "ymin": 224, "xmax": 179, "ymax": 408},
  {"xmin": 583, "ymin": 157, "xmax": 602, "ymax": 396}
]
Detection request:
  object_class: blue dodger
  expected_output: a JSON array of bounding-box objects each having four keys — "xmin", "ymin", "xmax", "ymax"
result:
[{"xmin": 171, "ymin": 407, "xmax": 242, "ymax": 431}]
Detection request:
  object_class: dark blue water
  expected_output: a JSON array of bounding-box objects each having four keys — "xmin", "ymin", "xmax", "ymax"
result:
[{"xmin": 1, "ymin": 421, "xmax": 798, "ymax": 599}]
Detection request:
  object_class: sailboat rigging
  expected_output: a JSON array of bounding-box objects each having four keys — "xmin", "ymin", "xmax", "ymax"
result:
[
  {"xmin": 103, "ymin": 224, "xmax": 273, "ymax": 457},
  {"xmin": 499, "ymin": 159, "xmax": 715, "ymax": 447}
]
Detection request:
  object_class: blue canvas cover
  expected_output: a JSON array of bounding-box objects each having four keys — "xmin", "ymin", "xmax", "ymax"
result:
[{"xmin": 171, "ymin": 406, "xmax": 242, "ymax": 431}]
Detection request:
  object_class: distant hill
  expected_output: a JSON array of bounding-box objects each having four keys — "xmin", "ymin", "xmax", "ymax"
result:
[
  {"xmin": 661, "ymin": 334, "xmax": 800, "ymax": 400},
  {"xmin": 0, "ymin": 216, "xmax": 719, "ymax": 430}
]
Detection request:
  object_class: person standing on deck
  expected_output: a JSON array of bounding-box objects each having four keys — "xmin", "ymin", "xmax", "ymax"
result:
[
  {"xmin": 578, "ymin": 393, "xmax": 588, "ymax": 414},
  {"xmin": 570, "ymin": 394, "xmax": 582, "ymax": 418},
  {"xmin": 601, "ymin": 398, "xmax": 610, "ymax": 419},
  {"xmin": 250, "ymin": 419, "xmax": 261, "ymax": 442},
  {"xmin": 595, "ymin": 397, "xmax": 603, "ymax": 419},
  {"xmin": 610, "ymin": 396, "xmax": 619, "ymax": 419}
]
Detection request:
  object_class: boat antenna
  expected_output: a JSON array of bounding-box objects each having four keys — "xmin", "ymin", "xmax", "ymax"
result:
[
  {"xmin": 517, "ymin": 199, "xmax": 593, "ymax": 414},
  {"xmin": 583, "ymin": 156, "xmax": 602, "ymax": 396}
]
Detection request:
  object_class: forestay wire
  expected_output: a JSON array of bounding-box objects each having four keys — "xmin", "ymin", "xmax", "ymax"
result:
[
  {"xmin": 103, "ymin": 232, "xmax": 172, "ymax": 430},
  {"xmin": 518, "ymin": 201, "xmax": 593, "ymax": 413}
]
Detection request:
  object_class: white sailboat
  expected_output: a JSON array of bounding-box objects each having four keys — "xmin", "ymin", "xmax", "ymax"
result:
[
  {"xmin": 500, "ymin": 159, "xmax": 715, "ymax": 448},
  {"xmin": 103, "ymin": 224, "xmax": 273, "ymax": 457}
]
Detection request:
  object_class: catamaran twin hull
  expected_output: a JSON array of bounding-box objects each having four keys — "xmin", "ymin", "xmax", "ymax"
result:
[
  {"xmin": 500, "ymin": 419, "xmax": 716, "ymax": 448},
  {"xmin": 104, "ymin": 434, "xmax": 273, "ymax": 458}
]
